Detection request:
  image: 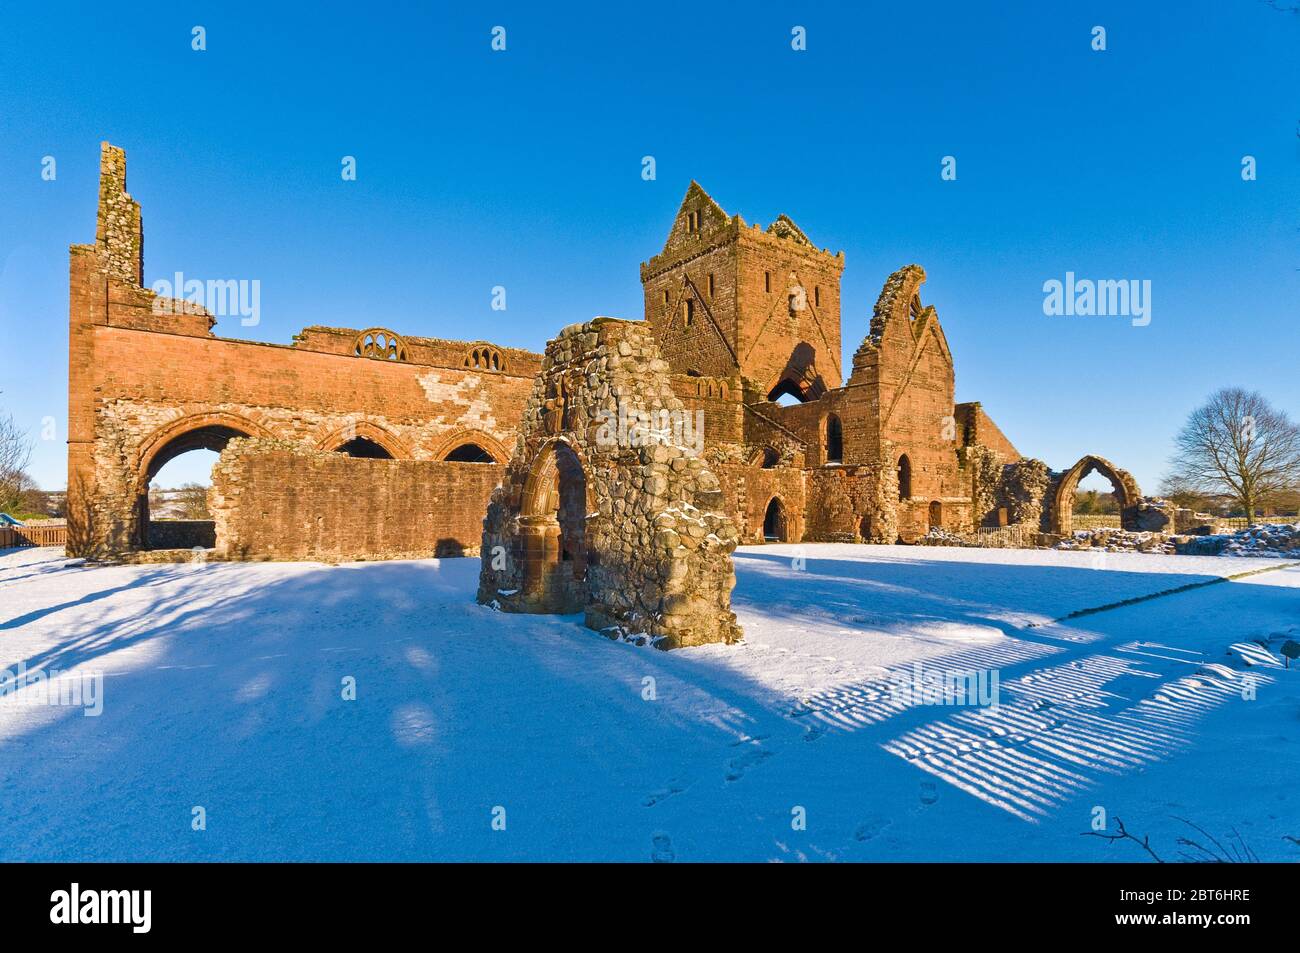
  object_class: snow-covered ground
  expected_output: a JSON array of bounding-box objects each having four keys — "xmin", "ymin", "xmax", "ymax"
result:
[{"xmin": 1, "ymin": 543, "xmax": 1297, "ymax": 862}]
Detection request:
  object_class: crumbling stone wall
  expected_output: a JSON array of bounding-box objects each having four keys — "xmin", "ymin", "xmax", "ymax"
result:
[
  {"xmin": 68, "ymin": 143, "xmax": 534, "ymax": 560},
  {"xmin": 478, "ymin": 318, "xmax": 741, "ymax": 649},
  {"xmin": 1044, "ymin": 455, "xmax": 1142, "ymax": 535},
  {"xmin": 719, "ymin": 463, "xmax": 807, "ymax": 543},
  {"xmin": 997, "ymin": 458, "xmax": 1052, "ymax": 529},
  {"xmin": 965, "ymin": 445, "xmax": 1004, "ymax": 529},
  {"xmin": 146, "ymin": 520, "xmax": 215, "ymax": 550},
  {"xmin": 211, "ymin": 438, "xmax": 501, "ymax": 561}
]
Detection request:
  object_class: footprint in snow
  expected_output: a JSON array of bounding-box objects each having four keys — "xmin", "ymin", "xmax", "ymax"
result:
[
  {"xmin": 725, "ymin": 748, "xmax": 773, "ymax": 782},
  {"xmin": 643, "ymin": 781, "xmax": 689, "ymax": 807},
  {"xmin": 651, "ymin": 832, "xmax": 675, "ymax": 863},
  {"xmin": 854, "ymin": 816, "xmax": 893, "ymax": 842}
]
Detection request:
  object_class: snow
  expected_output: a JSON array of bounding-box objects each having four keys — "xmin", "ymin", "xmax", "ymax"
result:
[{"xmin": 1, "ymin": 542, "xmax": 1298, "ymax": 862}]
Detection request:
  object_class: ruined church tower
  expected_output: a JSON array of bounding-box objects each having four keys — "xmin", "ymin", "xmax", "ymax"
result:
[{"xmin": 639, "ymin": 182, "xmax": 845, "ymax": 400}]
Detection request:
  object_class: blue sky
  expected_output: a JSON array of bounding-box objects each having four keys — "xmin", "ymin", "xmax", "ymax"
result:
[{"xmin": 1, "ymin": 0, "xmax": 1296, "ymax": 491}]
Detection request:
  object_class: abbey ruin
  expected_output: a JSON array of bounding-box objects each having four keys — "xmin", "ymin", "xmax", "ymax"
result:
[{"xmin": 67, "ymin": 143, "xmax": 1167, "ymax": 646}]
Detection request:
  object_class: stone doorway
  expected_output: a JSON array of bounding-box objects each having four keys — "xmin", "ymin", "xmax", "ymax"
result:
[
  {"xmin": 517, "ymin": 440, "xmax": 589, "ymax": 612},
  {"xmin": 763, "ymin": 497, "xmax": 788, "ymax": 542}
]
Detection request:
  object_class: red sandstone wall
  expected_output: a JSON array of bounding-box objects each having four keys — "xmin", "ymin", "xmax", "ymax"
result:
[
  {"xmin": 956, "ymin": 401, "xmax": 1020, "ymax": 461},
  {"xmin": 717, "ymin": 464, "xmax": 807, "ymax": 544},
  {"xmin": 210, "ymin": 442, "xmax": 501, "ymax": 561}
]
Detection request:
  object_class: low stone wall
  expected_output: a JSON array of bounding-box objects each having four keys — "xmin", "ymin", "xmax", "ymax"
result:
[
  {"xmin": 146, "ymin": 519, "xmax": 215, "ymax": 550},
  {"xmin": 211, "ymin": 439, "xmax": 501, "ymax": 561}
]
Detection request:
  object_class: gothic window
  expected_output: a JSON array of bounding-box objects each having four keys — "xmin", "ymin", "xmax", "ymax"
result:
[
  {"xmin": 464, "ymin": 344, "xmax": 507, "ymax": 372},
  {"xmin": 826, "ymin": 414, "xmax": 843, "ymax": 463},
  {"xmin": 445, "ymin": 443, "xmax": 496, "ymax": 463},
  {"xmin": 353, "ymin": 328, "xmax": 409, "ymax": 362},
  {"xmin": 898, "ymin": 454, "xmax": 913, "ymax": 500}
]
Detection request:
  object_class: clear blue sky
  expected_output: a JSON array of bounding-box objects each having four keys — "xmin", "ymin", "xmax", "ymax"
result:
[{"xmin": 1, "ymin": 0, "xmax": 1296, "ymax": 491}]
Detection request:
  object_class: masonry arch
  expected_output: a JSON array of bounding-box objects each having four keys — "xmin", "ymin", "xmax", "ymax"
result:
[
  {"xmin": 431, "ymin": 429, "xmax": 510, "ymax": 465},
  {"xmin": 897, "ymin": 453, "xmax": 913, "ymax": 500},
  {"xmin": 1049, "ymin": 454, "xmax": 1141, "ymax": 535},
  {"xmin": 765, "ymin": 343, "xmax": 826, "ymax": 405},
  {"xmin": 516, "ymin": 438, "xmax": 592, "ymax": 611},
  {"xmin": 135, "ymin": 412, "xmax": 277, "ymax": 490},
  {"xmin": 132, "ymin": 412, "xmax": 278, "ymax": 550},
  {"xmin": 825, "ymin": 413, "xmax": 843, "ymax": 463},
  {"xmin": 751, "ymin": 446, "xmax": 780, "ymax": 469},
  {"xmin": 763, "ymin": 496, "xmax": 788, "ymax": 542},
  {"xmin": 314, "ymin": 421, "xmax": 411, "ymax": 460}
]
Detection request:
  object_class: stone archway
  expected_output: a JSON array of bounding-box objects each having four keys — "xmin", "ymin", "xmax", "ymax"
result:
[
  {"xmin": 431, "ymin": 428, "xmax": 510, "ymax": 465},
  {"xmin": 1049, "ymin": 454, "xmax": 1141, "ymax": 535},
  {"xmin": 314, "ymin": 421, "xmax": 411, "ymax": 460},
  {"xmin": 132, "ymin": 412, "xmax": 278, "ymax": 551},
  {"xmin": 478, "ymin": 317, "xmax": 741, "ymax": 648},
  {"xmin": 763, "ymin": 497, "xmax": 788, "ymax": 542},
  {"xmin": 516, "ymin": 438, "xmax": 591, "ymax": 612}
]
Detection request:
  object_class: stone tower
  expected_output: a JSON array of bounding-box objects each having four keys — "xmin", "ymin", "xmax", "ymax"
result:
[{"xmin": 640, "ymin": 182, "xmax": 845, "ymax": 400}]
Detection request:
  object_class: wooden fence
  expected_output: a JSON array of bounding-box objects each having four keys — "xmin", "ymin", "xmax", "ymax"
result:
[{"xmin": 0, "ymin": 523, "xmax": 68, "ymax": 549}]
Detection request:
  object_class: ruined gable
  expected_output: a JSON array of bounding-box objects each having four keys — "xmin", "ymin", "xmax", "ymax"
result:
[{"xmin": 478, "ymin": 318, "xmax": 741, "ymax": 649}]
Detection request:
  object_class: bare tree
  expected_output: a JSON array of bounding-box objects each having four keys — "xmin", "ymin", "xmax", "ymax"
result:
[
  {"xmin": 175, "ymin": 482, "xmax": 211, "ymax": 520},
  {"xmin": 1164, "ymin": 388, "xmax": 1300, "ymax": 524},
  {"xmin": 0, "ymin": 413, "xmax": 34, "ymax": 515}
]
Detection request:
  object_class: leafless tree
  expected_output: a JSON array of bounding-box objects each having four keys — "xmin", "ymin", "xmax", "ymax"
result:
[
  {"xmin": 0, "ymin": 413, "xmax": 34, "ymax": 515},
  {"xmin": 175, "ymin": 482, "xmax": 212, "ymax": 520},
  {"xmin": 1164, "ymin": 388, "xmax": 1300, "ymax": 524}
]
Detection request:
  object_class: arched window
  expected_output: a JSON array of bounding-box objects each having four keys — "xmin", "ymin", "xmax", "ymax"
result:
[
  {"xmin": 928, "ymin": 500, "xmax": 942, "ymax": 529},
  {"xmin": 336, "ymin": 436, "xmax": 393, "ymax": 459},
  {"xmin": 353, "ymin": 328, "xmax": 409, "ymax": 362},
  {"xmin": 444, "ymin": 443, "xmax": 496, "ymax": 463},
  {"xmin": 464, "ymin": 345, "xmax": 506, "ymax": 373},
  {"xmin": 759, "ymin": 447, "xmax": 779, "ymax": 469},
  {"xmin": 897, "ymin": 454, "xmax": 912, "ymax": 500},
  {"xmin": 825, "ymin": 414, "xmax": 843, "ymax": 463}
]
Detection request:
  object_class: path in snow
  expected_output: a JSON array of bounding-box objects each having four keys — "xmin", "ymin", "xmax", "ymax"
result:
[{"xmin": 1, "ymin": 544, "xmax": 1297, "ymax": 862}]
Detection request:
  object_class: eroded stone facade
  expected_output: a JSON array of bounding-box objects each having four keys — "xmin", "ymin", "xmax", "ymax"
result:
[
  {"xmin": 477, "ymin": 319, "xmax": 741, "ymax": 649},
  {"xmin": 65, "ymin": 145, "xmax": 1141, "ymax": 648},
  {"xmin": 68, "ymin": 143, "xmax": 533, "ymax": 560}
]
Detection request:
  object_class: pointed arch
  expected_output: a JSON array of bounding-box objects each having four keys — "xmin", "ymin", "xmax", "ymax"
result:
[
  {"xmin": 314, "ymin": 421, "xmax": 412, "ymax": 460},
  {"xmin": 1049, "ymin": 455, "xmax": 1141, "ymax": 535},
  {"xmin": 825, "ymin": 413, "xmax": 843, "ymax": 463},
  {"xmin": 897, "ymin": 453, "xmax": 913, "ymax": 500},
  {"xmin": 431, "ymin": 429, "xmax": 510, "ymax": 465},
  {"xmin": 762, "ymin": 496, "xmax": 788, "ymax": 542}
]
